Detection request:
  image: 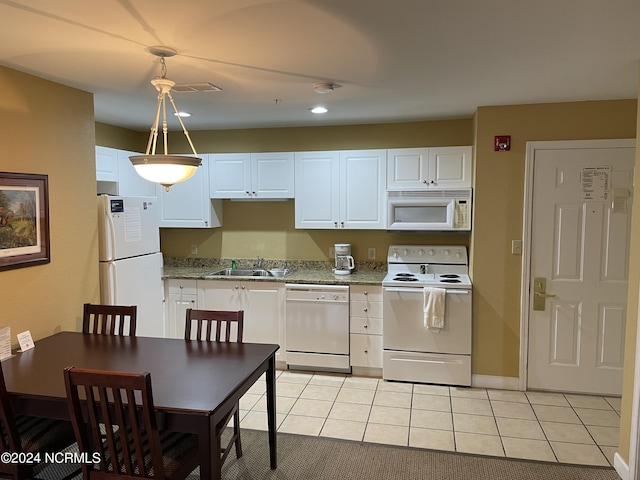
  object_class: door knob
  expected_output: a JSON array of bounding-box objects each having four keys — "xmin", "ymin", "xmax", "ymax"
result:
[{"xmin": 533, "ymin": 277, "xmax": 555, "ymax": 311}]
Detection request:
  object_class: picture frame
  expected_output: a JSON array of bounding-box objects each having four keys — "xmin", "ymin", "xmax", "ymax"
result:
[{"xmin": 0, "ymin": 172, "xmax": 50, "ymax": 271}]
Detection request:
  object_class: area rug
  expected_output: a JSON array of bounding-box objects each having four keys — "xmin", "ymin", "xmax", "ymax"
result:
[{"xmin": 206, "ymin": 429, "xmax": 620, "ymax": 480}]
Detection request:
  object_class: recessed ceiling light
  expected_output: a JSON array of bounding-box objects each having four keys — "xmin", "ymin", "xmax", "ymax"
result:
[
  {"xmin": 174, "ymin": 111, "xmax": 192, "ymax": 117},
  {"xmin": 310, "ymin": 106, "xmax": 328, "ymax": 114}
]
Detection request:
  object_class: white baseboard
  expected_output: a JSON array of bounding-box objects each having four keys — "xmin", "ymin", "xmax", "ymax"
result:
[
  {"xmin": 614, "ymin": 452, "xmax": 628, "ymax": 480},
  {"xmin": 471, "ymin": 374, "xmax": 521, "ymax": 391}
]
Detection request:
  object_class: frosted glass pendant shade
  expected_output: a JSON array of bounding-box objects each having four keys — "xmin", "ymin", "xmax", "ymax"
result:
[{"xmin": 130, "ymin": 154, "xmax": 201, "ymax": 191}]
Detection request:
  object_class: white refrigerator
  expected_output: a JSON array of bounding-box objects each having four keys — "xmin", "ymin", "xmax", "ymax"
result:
[{"xmin": 97, "ymin": 195, "xmax": 165, "ymax": 338}]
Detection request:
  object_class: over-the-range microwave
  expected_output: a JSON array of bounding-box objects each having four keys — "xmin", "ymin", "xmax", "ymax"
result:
[{"xmin": 386, "ymin": 188, "xmax": 472, "ymax": 231}]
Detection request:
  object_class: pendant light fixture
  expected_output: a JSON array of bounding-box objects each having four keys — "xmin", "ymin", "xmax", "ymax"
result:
[{"xmin": 129, "ymin": 47, "xmax": 201, "ymax": 192}]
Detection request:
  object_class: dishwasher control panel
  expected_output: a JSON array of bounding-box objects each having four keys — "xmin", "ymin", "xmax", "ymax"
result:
[{"xmin": 285, "ymin": 284, "xmax": 349, "ymax": 302}]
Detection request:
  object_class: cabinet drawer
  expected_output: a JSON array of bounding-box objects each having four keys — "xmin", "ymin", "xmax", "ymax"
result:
[
  {"xmin": 350, "ymin": 334, "xmax": 382, "ymax": 368},
  {"xmin": 350, "ymin": 300, "xmax": 382, "ymax": 319},
  {"xmin": 350, "ymin": 316, "xmax": 383, "ymax": 335},
  {"xmin": 167, "ymin": 279, "xmax": 198, "ymax": 295},
  {"xmin": 350, "ymin": 285, "xmax": 383, "ymax": 302}
]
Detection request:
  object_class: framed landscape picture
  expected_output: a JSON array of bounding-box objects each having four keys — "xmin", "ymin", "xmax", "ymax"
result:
[{"xmin": 0, "ymin": 172, "xmax": 50, "ymax": 271}]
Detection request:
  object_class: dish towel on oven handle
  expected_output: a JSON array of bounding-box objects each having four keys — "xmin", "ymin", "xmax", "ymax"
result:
[{"xmin": 423, "ymin": 287, "xmax": 446, "ymax": 330}]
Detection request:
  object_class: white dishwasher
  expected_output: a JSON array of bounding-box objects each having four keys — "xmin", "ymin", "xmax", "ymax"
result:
[{"xmin": 285, "ymin": 284, "xmax": 351, "ymax": 373}]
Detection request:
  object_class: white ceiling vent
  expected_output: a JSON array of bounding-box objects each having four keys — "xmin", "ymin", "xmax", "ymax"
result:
[{"xmin": 171, "ymin": 82, "xmax": 223, "ymax": 93}]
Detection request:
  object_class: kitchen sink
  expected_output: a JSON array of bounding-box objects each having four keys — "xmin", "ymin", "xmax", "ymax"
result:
[{"xmin": 208, "ymin": 268, "xmax": 293, "ymax": 278}]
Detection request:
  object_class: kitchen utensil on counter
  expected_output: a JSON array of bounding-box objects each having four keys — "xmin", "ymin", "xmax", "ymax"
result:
[{"xmin": 334, "ymin": 243, "xmax": 355, "ymax": 275}]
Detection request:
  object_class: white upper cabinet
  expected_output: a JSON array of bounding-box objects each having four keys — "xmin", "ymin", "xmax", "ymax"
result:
[
  {"xmin": 156, "ymin": 155, "xmax": 223, "ymax": 228},
  {"xmin": 95, "ymin": 146, "xmax": 156, "ymax": 197},
  {"xmin": 209, "ymin": 152, "xmax": 294, "ymax": 199},
  {"xmin": 95, "ymin": 146, "xmax": 119, "ymax": 182},
  {"xmin": 294, "ymin": 151, "xmax": 339, "ymax": 228},
  {"xmin": 116, "ymin": 150, "xmax": 157, "ymax": 197},
  {"xmin": 295, "ymin": 150, "xmax": 386, "ymax": 229},
  {"xmin": 387, "ymin": 146, "xmax": 472, "ymax": 190}
]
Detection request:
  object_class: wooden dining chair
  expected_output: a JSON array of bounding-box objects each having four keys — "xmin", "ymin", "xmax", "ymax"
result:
[
  {"xmin": 0, "ymin": 362, "xmax": 78, "ymax": 480},
  {"xmin": 184, "ymin": 308, "xmax": 244, "ymax": 464},
  {"xmin": 63, "ymin": 367, "xmax": 199, "ymax": 480},
  {"xmin": 83, "ymin": 303, "xmax": 137, "ymax": 336}
]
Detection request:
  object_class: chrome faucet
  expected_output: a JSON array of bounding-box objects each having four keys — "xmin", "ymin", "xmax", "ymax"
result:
[{"xmin": 255, "ymin": 256, "xmax": 264, "ymax": 269}]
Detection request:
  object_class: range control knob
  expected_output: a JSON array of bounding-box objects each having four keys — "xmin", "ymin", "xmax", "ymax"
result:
[
  {"xmin": 455, "ymin": 252, "xmax": 462, "ymax": 259},
  {"xmin": 419, "ymin": 249, "xmax": 425, "ymax": 256},
  {"xmin": 403, "ymin": 249, "xmax": 409, "ymax": 255},
  {"xmin": 428, "ymin": 249, "xmax": 436, "ymax": 256},
  {"xmin": 444, "ymin": 249, "xmax": 451, "ymax": 256}
]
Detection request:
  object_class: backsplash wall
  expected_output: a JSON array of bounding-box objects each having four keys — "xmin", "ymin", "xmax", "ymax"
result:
[{"xmin": 159, "ymin": 199, "xmax": 470, "ymax": 262}]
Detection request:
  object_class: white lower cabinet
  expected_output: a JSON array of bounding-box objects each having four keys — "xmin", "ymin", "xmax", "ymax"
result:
[
  {"xmin": 349, "ymin": 285, "xmax": 383, "ymax": 368},
  {"xmin": 165, "ymin": 279, "xmax": 198, "ymax": 339},
  {"xmin": 197, "ymin": 280, "xmax": 286, "ymax": 364}
]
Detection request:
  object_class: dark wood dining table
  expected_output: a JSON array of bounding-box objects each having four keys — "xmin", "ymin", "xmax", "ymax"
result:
[{"xmin": 1, "ymin": 331, "xmax": 279, "ymax": 480}]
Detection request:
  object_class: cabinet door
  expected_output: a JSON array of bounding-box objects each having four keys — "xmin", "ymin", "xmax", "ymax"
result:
[
  {"xmin": 209, "ymin": 153, "xmax": 251, "ymax": 198},
  {"xmin": 386, "ymin": 148, "xmax": 430, "ymax": 190},
  {"xmin": 294, "ymin": 151, "xmax": 340, "ymax": 228},
  {"xmin": 117, "ymin": 150, "xmax": 157, "ymax": 197},
  {"xmin": 157, "ymin": 155, "xmax": 223, "ymax": 228},
  {"xmin": 243, "ymin": 282, "xmax": 284, "ymax": 362},
  {"xmin": 350, "ymin": 334, "xmax": 383, "ymax": 368},
  {"xmin": 429, "ymin": 146, "xmax": 472, "ymax": 188},
  {"xmin": 341, "ymin": 150, "xmax": 386, "ymax": 229},
  {"xmin": 95, "ymin": 146, "xmax": 119, "ymax": 182},
  {"xmin": 252, "ymin": 152, "xmax": 295, "ymax": 198},
  {"xmin": 198, "ymin": 280, "xmax": 242, "ymax": 311},
  {"xmin": 165, "ymin": 280, "xmax": 198, "ymax": 339}
]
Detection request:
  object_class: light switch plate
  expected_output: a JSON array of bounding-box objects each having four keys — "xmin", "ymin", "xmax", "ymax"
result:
[
  {"xmin": 511, "ymin": 240, "xmax": 522, "ymax": 255},
  {"xmin": 368, "ymin": 248, "xmax": 376, "ymax": 260}
]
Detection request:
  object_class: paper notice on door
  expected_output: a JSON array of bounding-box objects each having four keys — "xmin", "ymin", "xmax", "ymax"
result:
[{"xmin": 581, "ymin": 166, "xmax": 611, "ymax": 201}]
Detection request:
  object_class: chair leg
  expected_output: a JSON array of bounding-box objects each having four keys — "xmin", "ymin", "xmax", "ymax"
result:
[{"xmin": 234, "ymin": 403, "xmax": 242, "ymax": 458}]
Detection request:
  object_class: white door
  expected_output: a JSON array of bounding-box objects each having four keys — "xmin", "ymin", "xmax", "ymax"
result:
[{"xmin": 526, "ymin": 140, "xmax": 635, "ymax": 395}]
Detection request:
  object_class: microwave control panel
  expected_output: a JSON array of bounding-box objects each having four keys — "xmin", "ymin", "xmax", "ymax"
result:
[{"xmin": 454, "ymin": 199, "xmax": 471, "ymax": 229}]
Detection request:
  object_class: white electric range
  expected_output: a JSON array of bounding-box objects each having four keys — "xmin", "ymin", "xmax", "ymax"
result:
[{"xmin": 382, "ymin": 245, "xmax": 472, "ymax": 386}]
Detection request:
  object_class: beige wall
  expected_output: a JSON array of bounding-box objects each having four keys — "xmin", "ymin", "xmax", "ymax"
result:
[
  {"xmin": 0, "ymin": 66, "xmax": 98, "ymax": 344},
  {"xmin": 618, "ymin": 74, "xmax": 640, "ymax": 465},
  {"xmin": 472, "ymin": 100, "xmax": 637, "ymax": 378},
  {"xmin": 160, "ymin": 200, "xmax": 470, "ymax": 261}
]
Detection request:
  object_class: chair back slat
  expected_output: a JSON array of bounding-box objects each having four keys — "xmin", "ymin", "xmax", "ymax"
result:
[
  {"xmin": 184, "ymin": 309, "xmax": 244, "ymax": 342},
  {"xmin": 83, "ymin": 303, "xmax": 137, "ymax": 336},
  {"xmin": 64, "ymin": 367, "xmax": 165, "ymax": 479}
]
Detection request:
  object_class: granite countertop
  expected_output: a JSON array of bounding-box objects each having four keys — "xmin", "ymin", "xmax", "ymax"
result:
[{"xmin": 162, "ymin": 258, "xmax": 387, "ymax": 286}]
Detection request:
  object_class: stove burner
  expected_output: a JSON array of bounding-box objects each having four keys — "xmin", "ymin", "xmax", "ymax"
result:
[
  {"xmin": 440, "ymin": 278, "xmax": 461, "ymax": 283},
  {"xmin": 440, "ymin": 274, "xmax": 460, "ymax": 279},
  {"xmin": 393, "ymin": 277, "xmax": 418, "ymax": 282},
  {"xmin": 395, "ymin": 273, "xmax": 415, "ymax": 277}
]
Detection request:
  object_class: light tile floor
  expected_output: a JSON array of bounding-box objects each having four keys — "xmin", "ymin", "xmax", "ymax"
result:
[{"xmin": 239, "ymin": 370, "xmax": 621, "ymax": 467}]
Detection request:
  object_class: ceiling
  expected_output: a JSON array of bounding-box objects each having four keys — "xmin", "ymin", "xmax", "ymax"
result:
[{"xmin": 1, "ymin": 0, "xmax": 639, "ymax": 132}]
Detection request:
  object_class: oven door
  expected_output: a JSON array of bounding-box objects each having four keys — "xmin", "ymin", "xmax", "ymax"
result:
[{"xmin": 382, "ymin": 286, "xmax": 471, "ymax": 354}]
